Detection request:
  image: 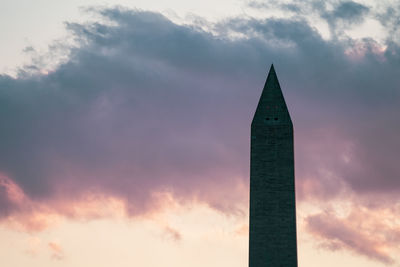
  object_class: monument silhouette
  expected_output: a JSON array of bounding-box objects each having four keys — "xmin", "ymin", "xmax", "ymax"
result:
[{"xmin": 249, "ymin": 65, "xmax": 298, "ymax": 267}]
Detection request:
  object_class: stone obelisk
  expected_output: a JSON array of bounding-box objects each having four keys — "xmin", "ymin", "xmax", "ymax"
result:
[{"xmin": 249, "ymin": 64, "xmax": 298, "ymax": 267}]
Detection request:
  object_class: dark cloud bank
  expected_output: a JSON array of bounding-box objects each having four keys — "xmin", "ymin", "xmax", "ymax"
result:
[{"xmin": 0, "ymin": 3, "xmax": 399, "ymax": 263}]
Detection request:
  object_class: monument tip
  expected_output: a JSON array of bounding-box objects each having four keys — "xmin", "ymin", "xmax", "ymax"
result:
[{"xmin": 268, "ymin": 63, "xmax": 276, "ymax": 76}]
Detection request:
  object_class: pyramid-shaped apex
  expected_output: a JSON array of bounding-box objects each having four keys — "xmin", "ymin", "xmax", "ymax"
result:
[
  {"xmin": 265, "ymin": 64, "xmax": 278, "ymax": 85},
  {"xmin": 251, "ymin": 64, "xmax": 292, "ymax": 127},
  {"xmin": 269, "ymin": 64, "xmax": 275, "ymax": 74}
]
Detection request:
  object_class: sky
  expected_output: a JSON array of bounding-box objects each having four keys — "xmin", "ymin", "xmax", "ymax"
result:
[{"xmin": 0, "ymin": 0, "xmax": 400, "ymax": 266}]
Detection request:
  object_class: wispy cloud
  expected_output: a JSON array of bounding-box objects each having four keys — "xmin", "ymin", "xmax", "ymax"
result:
[
  {"xmin": 48, "ymin": 241, "xmax": 64, "ymax": 260},
  {"xmin": 305, "ymin": 204, "xmax": 400, "ymax": 264},
  {"xmin": 163, "ymin": 226, "xmax": 182, "ymax": 242}
]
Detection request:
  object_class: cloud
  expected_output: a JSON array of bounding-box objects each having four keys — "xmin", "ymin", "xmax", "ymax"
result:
[
  {"xmin": 48, "ymin": 241, "xmax": 64, "ymax": 260},
  {"xmin": 305, "ymin": 205, "xmax": 400, "ymax": 264},
  {"xmin": 247, "ymin": 0, "xmax": 302, "ymax": 13},
  {"xmin": 234, "ymin": 223, "xmax": 249, "ymax": 236},
  {"xmin": 163, "ymin": 226, "xmax": 182, "ymax": 242},
  {"xmin": 247, "ymin": 0, "xmax": 372, "ymax": 38},
  {"xmin": 326, "ymin": 1, "xmax": 369, "ymax": 23},
  {"xmin": 0, "ymin": 5, "xmax": 399, "ymax": 261},
  {"xmin": 373, "ymin": 4, "xmax": 400, "ymax": 61}
]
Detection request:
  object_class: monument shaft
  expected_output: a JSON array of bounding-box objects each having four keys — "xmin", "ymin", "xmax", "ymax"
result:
[{"xmin": 249, "ymin": 65, "xmax": 298, "ymax": 267}]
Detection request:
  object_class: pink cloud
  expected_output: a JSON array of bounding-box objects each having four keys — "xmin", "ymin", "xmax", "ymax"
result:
[
  {"xmin": 305, "ymin": 205, "xmax": 400, "ymax": 264},
  {"xmin": 48, "ymin": 242, "xmax": 64, "ymax": 260},
  {"xmin": 234, "ymin": 223, "xmax": 249, "ymax": 236},
  {"xmin": 0, "ymin": 172, "xmax": 247, "ymax": 233},
  {"xmin": 162, "ymin": 226, "xmax": 182, "ymax": 242}
]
